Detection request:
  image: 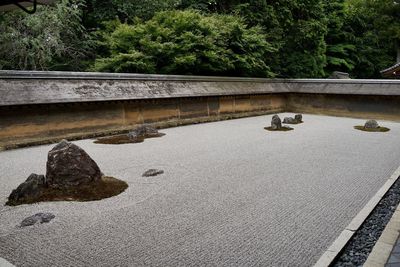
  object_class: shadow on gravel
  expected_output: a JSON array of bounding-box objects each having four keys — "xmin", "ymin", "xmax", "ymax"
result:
[{"xmin": 264, "ymin": 126, "xmax": 294, "ymax": 132}]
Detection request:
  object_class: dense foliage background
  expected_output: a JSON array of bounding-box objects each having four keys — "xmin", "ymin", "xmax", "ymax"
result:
[{"xmin": 0, "ymin": 0, "xmax": 399, "ymax": 78}]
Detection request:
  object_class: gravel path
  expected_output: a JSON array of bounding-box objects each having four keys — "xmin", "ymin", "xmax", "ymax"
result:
[{"xmin": 1, "ymin": 114, "xmax": 400, "ymax": 267}]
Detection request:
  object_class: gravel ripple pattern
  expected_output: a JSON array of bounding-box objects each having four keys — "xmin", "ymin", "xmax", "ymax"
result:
[{"xmin": 1, "ymin": 114, "xmax": 400, "ymax": 267}]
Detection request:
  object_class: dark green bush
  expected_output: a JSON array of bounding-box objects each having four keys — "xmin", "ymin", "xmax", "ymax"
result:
[{"xmin": 92, "ymin": 10, "xmax": 275, "ymax": 77}]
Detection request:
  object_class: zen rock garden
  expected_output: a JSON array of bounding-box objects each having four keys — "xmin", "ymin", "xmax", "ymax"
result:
[
  {"xmin": 6, "ymin": 140, "xmax": 128, "ymax": 206},
  {"xmin": 265, "ymin": 114, "xmax": 302, "ymax": 131},
  {"xmin": 354, "ymin": 120, "xmax": 390, "ymax": 132},
  {"xmin": 95, "ymin": 124, "xmax": 165, "ymax": 144}
]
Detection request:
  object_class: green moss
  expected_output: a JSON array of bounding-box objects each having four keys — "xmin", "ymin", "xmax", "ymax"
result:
[
  {"xmin": 6, "ymin": 176, "xmax": 128, "ymax": 206},
  {"xmin": 94, "ymin": 132, "xmax": 165, "ymax": 145},
  {"xmin": 264, "ymin": 126, "xmax": 294, "ymax": 132},
  {"xmin": 354, "ymin": 126, "xmax": 390, "ymax": 132},
  {"xmin": 94, "ymin": 134, "xmax": 145, "ymax": 144}
]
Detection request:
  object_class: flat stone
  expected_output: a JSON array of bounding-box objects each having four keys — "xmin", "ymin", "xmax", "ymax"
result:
[
  {"xmin": 142, "ymin": 169, "xmax": 164, "ymax": 177},
  {"xmin": 20, "ymin": 213, "xmax": 55, "ymax": 227}
]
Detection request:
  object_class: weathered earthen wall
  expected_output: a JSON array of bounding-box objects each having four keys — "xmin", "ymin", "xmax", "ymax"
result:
[{"xmin": 1, "ymin": 71, "xmax": 399, "ymax": 149}]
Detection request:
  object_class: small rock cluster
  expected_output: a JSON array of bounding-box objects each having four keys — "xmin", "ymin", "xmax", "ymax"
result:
[
  {"xmin": 95, "ymin": 124, "xmax": 165, "ymax": 144},
  {"xmin": 7, "ymin": 140, "xmax": 127, "ymax": 206},
  {"xmin": 266, "ymin": 114, "xmax": 303, "ymax": 131}
]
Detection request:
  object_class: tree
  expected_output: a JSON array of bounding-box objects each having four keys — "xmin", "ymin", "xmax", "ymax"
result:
[
  {"xmin": 232, "ymin": 0, "xmax": 328, "ymax": 78},
  {"xmin": 0, "ymin": 0, "xmax": 93, "ymax": 71},
  {"xmin": 323, "ymin": 0, "xmax": 356, "ymax": 75},
  {"xmin": 92, "ymin": 10, "xmax": 276, "ymax": 77},
  {"xmin": 341, "ymin": 0, "xmax": 398, "ymax": 78},
  {"xmin": 83, "ymin": 0, "xmax": 180, "ymax": 27}
]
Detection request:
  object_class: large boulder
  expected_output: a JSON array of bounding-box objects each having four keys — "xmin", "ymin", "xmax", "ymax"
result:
[
  {"xmin": 46, "ymin": 140, "xmax": 102, "ymax": 187},
  {"xmin": 7, "ymin": 173, "xmax": 47, "ymax": 205},
  {"xmin": 364, "ymin": 120, "xmax": 379, "ymax": 129},
  {"xmin": 271, "ymin": 115, "xmax": 282, "ymax": 130}
]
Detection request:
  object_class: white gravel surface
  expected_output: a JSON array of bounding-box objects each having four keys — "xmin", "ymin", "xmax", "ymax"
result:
[{"xmin": 1, "ymin": 114, "xmax": 400, "ymax": 267}]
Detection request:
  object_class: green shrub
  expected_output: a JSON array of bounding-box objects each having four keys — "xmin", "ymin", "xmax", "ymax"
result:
[{"xmin": 92, "ymin": 10, "xmax": 275, "ymax": 77}]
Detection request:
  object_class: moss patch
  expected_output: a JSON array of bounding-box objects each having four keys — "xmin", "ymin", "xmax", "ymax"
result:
[
  {"xmin": 264, "ymin": 126, "xmax": 294, "ymax": 132},
  {"xmin": 354, "ymin": 126, "xmax": 390, "ymax": 132},
  {"xmin": 94, "ymin": 134, "xmax": 144, "ymax": 144},
  {"xmin": 6, "ymin": 176, "xmax": 128, "ymax": 206},
  {"xmin": 94, "ymin": 133, "xmax": 165, "ymax": 145}
]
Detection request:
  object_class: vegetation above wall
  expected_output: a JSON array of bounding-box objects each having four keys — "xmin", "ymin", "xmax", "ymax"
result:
[{"xmin": 0, "ymin": 0, "xmax": 399, "ymax": 78}]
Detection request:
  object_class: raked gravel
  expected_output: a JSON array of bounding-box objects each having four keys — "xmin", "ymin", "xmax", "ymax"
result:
[{"xmin": 1, "ymin": 114, "xmax": 400, "ymax": 267}]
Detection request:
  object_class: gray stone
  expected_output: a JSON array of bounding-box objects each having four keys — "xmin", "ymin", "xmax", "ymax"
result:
[
  {"xmin": 46, "ymin": 140, "xmax": 102, "ymax": 187},
  {"xmin": 283, "ymin": 117, "xmax": 297, "ymax": 124},
  {"xmin": 271, "ymin": 115, "xmax": 282, "ymax": 130},
  {"xmin": 295, "ymin": 114, "xmax": 303, "ymax": 122},
  {"xmin": 8, "ymin": 173, "xmax": 46, "ymax": 204},
  {"xmin": 142, "ymin": 169, "xmax": 164, "ymax": 177},
  {"xmin": 128, "ymin": 124, "xmax": 162, "ymax": 140},
  {"xmin": 364, "ymin": 120, "xmax": 379, "ymax": 129},
  {"xmin": 20, "ymin": 213, "xmax": 55, "ymax": 227}
]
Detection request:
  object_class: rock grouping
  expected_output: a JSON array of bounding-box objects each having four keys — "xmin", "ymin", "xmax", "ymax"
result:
[
  {"xmin": 95, "ymin": 124, "xmax": 165, "ymax": 144},
  {"xmin": 354, "ymin": 120, "xmax": 390, "ymax": 132},
  {"xmin": 265, "ymin": 114, "xmax": 298, "ymax": 131},
  {"xmin": 6, "ymin": 140, "xmax": 127, "ymax": 206}
]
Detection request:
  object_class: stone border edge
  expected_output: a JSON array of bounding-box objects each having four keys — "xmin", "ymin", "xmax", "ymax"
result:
[
  {"xmin": 313, "ymin": 165, "xmax": 400, "ymax": 267},
  {"xmin": 364, "ymin": 200, "xmax": 400, "ymax": 266}
]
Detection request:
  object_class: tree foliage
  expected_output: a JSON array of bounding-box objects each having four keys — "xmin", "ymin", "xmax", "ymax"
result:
[
  {"xmin": 341, "ymin": 0, "xmax": 399, "ymax": 78},
  {"xmin": 93, "ymin": 10, "xmax": 275, "ymax": 77},
  {"xmin": 0, "ymin": 0, "xmax": 398, "ymax": 78},
  {"xmin": 0, "ymin": 0, "xmax": 93, "ymax": 70}
]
